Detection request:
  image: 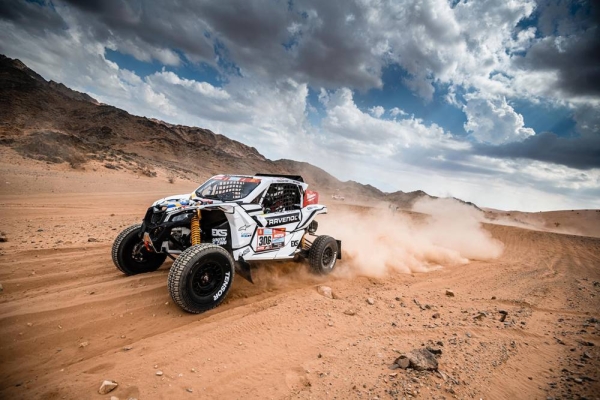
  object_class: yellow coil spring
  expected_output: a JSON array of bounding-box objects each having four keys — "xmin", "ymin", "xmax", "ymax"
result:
[{"xmin": 190, "ymin": 210, "xmax": 201, "ymax": 246}]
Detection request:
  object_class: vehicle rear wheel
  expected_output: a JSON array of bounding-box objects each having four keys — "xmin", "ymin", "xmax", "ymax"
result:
[
  {"xmin": 168, "ymin": 244, "xmax": 235, "ymax": 314},
  {"xmin": 112, "ymin": 224, "xmax": 167, "ymax": 275},
  {"xmin": 308, "ymin": 235, "xmax": 338, "ymax": 274}
]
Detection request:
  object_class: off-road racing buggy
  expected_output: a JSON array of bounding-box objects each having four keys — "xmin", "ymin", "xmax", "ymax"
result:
[{"xmin": 112, "ymin": 174, "xmax": 341, "ymax": 314}]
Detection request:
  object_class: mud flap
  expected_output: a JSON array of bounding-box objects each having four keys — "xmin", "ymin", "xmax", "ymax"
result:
[
  {"xmin": 235, "ymin": 257, "xmax": 253, "ymax": 283},
  {"xmin": 336, "ymin": 240, "xmax": 342, "ymax": 259}
]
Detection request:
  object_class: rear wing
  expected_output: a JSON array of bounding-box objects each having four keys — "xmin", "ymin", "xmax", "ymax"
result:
[{"xmin": 254, "ymin": 173, "xmax": 304, "ymax": 183}]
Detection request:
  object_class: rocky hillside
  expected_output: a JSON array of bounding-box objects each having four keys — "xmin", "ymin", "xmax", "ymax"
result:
[{"xmin": 0, "ymin": 54, "xmax": 467, "ymax": 209}]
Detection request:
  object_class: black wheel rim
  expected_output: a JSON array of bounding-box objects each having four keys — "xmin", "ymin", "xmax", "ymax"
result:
[
  {"xmin": 322, "ymin": 246, "xmax": 334, "ymax": 267},
  {"xmin": 189, "ymin": 256, "xmax": 229, "ymax": 300},
  {"xmin": 131, "ymin": 242, "xmax": 152, "ymax": 263}
]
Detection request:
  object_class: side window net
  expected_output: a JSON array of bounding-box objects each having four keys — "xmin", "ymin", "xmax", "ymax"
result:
[{"xmin": 262, "ymin": 184, "xmax": 301, "ymax": 213}]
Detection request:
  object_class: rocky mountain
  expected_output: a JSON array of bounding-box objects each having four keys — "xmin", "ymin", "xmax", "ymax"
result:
[{"xmin": 0, "ymin": 54, "xmax": 472, "ymax": 209}]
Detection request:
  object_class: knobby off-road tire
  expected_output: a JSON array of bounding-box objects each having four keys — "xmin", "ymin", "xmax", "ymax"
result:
[
  {"xmin": 309, "ymin": 235, "xmax": 338, "ymax": 274},
  {"xmin": 168, "ymin": 244, "xmax": 235, "ymax": 314},
  {"xmin": 112, "ymin": 224, "xmax": 167, "ymax": 275}
]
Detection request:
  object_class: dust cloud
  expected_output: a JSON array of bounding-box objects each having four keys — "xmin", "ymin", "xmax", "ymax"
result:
[{"xmin": 320, "ymin": 198, "xmax": 504, "ymax": 278}]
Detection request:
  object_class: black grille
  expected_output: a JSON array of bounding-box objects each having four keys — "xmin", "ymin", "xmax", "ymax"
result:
[
  {"xmin": 151, "ymin": 209, "xmax": 166, "ymax": 224},
  {"xmin": 143, "ymin": 207, "xmax": 166, "ymax": 226}
]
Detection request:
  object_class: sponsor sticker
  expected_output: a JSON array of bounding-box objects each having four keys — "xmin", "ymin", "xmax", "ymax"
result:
[
  {"xmin": 257, "ymin": 228, "xmax": 286, "ymax": 251},
  {"xmin": 212, "ymin": 237, "xmax": 227, "ymax": 246},
  {"xmin": 213, "ymin": 272, "xmax": 231, "ymax": 300},
  {"xmin": 264, "ymin": 211, "xmax": 300, "ymax": 227},
  {"xmin": 212, "ymin": 229, "xmax": 227, "ymax": 237}
]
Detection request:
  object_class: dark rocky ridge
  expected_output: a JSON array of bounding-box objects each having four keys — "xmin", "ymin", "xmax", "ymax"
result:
[{"xmin": 0, "ymin": 54, "xmax": 477, "ymax": 209}]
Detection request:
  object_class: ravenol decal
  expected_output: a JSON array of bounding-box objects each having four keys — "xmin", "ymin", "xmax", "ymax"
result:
[{"xmin": 264, "ymin": 211, "xmax": 300, "ymax": 227}]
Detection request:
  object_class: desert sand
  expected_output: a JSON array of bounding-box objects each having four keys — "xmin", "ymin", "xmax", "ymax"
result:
[{"xmin": 1, "ymin": 150, "xmax": 599, "ymax": 400}]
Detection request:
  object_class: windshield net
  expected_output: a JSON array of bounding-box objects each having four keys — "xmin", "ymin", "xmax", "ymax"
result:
[{"xmin": 195, "ymin": 176, "xmax": 261, "ymax": 201}]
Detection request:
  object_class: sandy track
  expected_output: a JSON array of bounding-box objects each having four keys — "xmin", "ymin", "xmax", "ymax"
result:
[
  {"xmin": 0, "ymin": 160, "xmax": 599, "ymax": 399},
  {"xmin": 1, "ymin": 223, "xmax": 599, "ymax": 399}
]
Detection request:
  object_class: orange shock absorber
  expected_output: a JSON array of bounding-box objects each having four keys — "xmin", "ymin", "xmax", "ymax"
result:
[{"xmin": 190, "ymin": 209, "xmax": 201, "ymax": 246}]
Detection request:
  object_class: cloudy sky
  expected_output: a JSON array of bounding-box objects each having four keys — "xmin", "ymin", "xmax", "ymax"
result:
[{"xmin": 1, "ymin": 0, "xmax": 599, "ymax": 211}]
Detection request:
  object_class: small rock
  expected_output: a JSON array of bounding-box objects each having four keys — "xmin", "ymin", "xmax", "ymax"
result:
[
  {"xmin": 0, "ymin": 283, "xmax": 3, "ymax": 292},
  {"xmin": 582, "ymin": 351, "xmax": 591, "ymax": 359},
  {"xmin": 394, "ymin": 348, "xmax": 438, "ymax": 371},
  {"xmin": 156, "ymin": 371, "xmax": 163, "ymax": 376},
  {"xmin": 499, "ymin": 310, "xmax": 508, "ymax": 322},
  {"xmin": 343, "ymin": 309, "xmax": 356, "ymax": 316},
  {"xmin": 466, "ymin": 332, "xmax": 472, "ymax": 338},
  {"xmin": 111, "ymin": 397, "xmax": 119, "ymax": 400},
  {"xmin": 445, "ymin": 290, "xmax": 455, "ymax": 297},
  {"xmin": 122, "ymin": 346, "xmax": 133, "ymax": 351},
  {"xmin": 26, "ymin": 322, "xmax": 32, "ymax": 327},
  {"xmin": 474, "ymin": 312, "xmax": 486, "ymax": 320},
  {"xmin": 395, "ymin": 355, "xmax": 411, "ymax": 369},
  {"xmin": 432, "ymin": 313, "xmax": 440, "ymax": 319},
  {"xmin": 317, "ymin": 286, "xmax": 333, "ymax": 299},
  {"xmin": 88, "ymin": 238, "xmax": 98, "ymax": 242},
  {"xmin": 426, "ymin": 346, "xmax": 442, "ymax": 355},
  {"xmin": 366, "ymin": 298, "xmax": 375, "ymax": 305},
  {"xmin": 491, "ymin": 296, "xmax": 496, "ymax": 300},
  {"xmin": 0, "ymin": 233, "xmax": 7, "ymax": 242},
  {"xmin": 186, "ymin": 388, "xmax": 193, "ymax": 393},
  {"xmin": 574, "ymin": 378, "xmax": 583, "ymax": 384},
  {"xmin": 98, "ymin": 380, "xmax": 118, "ymax": 395},
  {"xmin": 79, "ymin": 341, "xmax": 89, "ymax": 348}
]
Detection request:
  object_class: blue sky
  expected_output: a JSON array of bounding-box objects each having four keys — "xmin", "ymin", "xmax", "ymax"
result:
[{"xmin": 1, "ymin": 0, "xmax": 599, "ymax": 211}]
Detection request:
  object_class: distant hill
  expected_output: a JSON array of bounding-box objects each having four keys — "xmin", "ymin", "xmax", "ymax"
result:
[{"xmin": 0, "ymin": 54, "xmax": 477, "ymax": 209}]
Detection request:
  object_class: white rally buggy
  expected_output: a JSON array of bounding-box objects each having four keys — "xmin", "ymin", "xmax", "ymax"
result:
[{"xmin": 112, "ymin": 174, "xmax": 341, "ymax": 313}]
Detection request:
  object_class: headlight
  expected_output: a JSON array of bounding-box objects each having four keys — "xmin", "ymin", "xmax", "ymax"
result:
[{"xmin": 171, "ymin": 213, "xmax": 192, "ymax": 222}]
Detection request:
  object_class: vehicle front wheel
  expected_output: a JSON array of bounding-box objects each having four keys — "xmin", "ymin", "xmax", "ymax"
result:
[
  {"xmin": 112, "ymin": 224, "xmax": 167, "ymax": 275},
  {"xmin": 167, "ymin": 244, "xmax": 235, "ymax": 314},
  {"xmin": 308, "ymin": 235, "xmax": 339, "ymax": 274}
]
